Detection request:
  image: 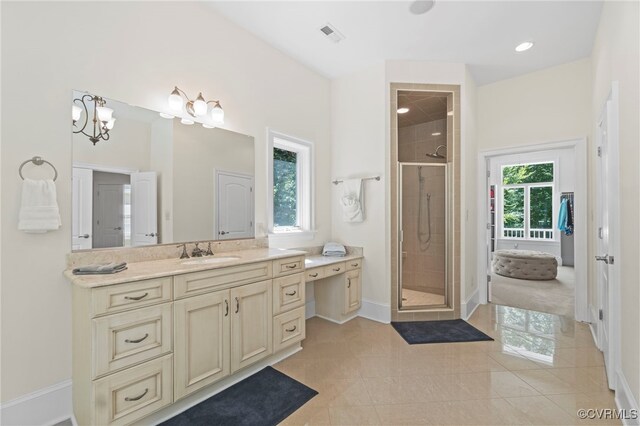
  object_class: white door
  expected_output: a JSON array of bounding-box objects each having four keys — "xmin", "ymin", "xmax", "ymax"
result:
[
  {"xmin": 94, "ymin": 184, "xmax": 124, "ymax": 249},
  {"xmin": 131, "ymin": 172, "xmax": 158, "ymax": 246},
  {"xmin": 596, "ymin": 98, "xmax": 616, "ymax": 389},
  {"xmin": 216, "ymin": 172, "xmax": 254, "ymax": 240},
  {"xmin": 72, "ymin": 167, "xmax": 93, "ymax": 250}
]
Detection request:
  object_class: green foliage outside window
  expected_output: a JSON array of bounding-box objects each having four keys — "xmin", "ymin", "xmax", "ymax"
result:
[
  {"xmin": 502, "ymin": 162, "xmax": 553, "ymax": 185},
  {"xmin": 530, "ymin": 186, "xmax": 553, "ymax": 229},
  {"xmin": 273, "ymin": 148, "xmax": 298, "ymax": 227},
  {"xmin": 502, "ymin": 162, "xmax": 554, "ymax": 233},
  {"xmin": 503, "ymin": 188, "xmax": 524, "ymax": 228}
]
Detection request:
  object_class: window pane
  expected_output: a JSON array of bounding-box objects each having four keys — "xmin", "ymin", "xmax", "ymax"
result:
[
  {"xmin": 503, "ymin": 187, "xmax": 524, "ymax": 230},
  {"xmin": 502, "ymin": 162, "xmax": 553, "ymax": 185},
  {"xmin": 273, "ymin": 147, "xmax": 298, "ymax": 227},
  {"xmin": 530, "ymin": 186, "xmax": 553, "ymax": 229}
]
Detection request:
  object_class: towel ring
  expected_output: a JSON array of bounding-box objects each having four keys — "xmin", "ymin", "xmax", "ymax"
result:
[{"xmin": 18, "ymin": 156, "xmax": 58, "ymax": 181}]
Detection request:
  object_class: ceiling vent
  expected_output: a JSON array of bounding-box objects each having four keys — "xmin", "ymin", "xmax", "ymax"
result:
[{"xmin": 319, "ymin": 23, "xmax": 345, "ymax": 43}]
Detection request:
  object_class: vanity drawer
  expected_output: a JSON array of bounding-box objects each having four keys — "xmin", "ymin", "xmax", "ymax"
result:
[
  {"xmin": 93, "ymin": 354, "xmax": 173, "ymax": 426},
  {"xmin": 346, "ymin": 259, "xmax": 362, "ymax": 271},
  {"xmin": 273, "ymin": 307, "xmax": 306, "ymax": 353},
  {"xmin": 93, "ymin": 303, "xmax": 172, "ymax": 378},
  {"xmin": 174, "ymin": 261, "xmax": 272, "ymax": 299},
  {"xmin": 92, "ymin": 277, "xmax": 173, "ymax": 317},
  {"xmin": 305, "ymin": 267, "xmax": 324, "ymax": 282},
  {"xmin": 323, "ymin": 262, "xmax": 346, "ymax": 278},
  {"xmin": 272, "ymin": 256, "xmax": 304, "ymax": 278},
  {"xmin": 273, "ymin": 273, "xmax": 305, "ymax": 315}
]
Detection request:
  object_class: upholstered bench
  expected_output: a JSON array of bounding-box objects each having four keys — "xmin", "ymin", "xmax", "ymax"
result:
[{"xmin": 492, "ymin": 249, "xmax": 558, "ymax": 280}]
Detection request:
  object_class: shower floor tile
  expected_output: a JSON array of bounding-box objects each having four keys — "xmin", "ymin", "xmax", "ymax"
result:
[{"xmin": 402, "ymin": 288, "xmax": 445, "ymax": 306}]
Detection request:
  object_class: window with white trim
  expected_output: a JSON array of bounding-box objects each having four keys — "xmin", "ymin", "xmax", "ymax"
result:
[
  {"xmin": 268, "ymin": 130, "xmax": 313, "ymax": 234},
  {"xmin": 500, "ymin": 161, "xmax": 555, "ymax": 240}
]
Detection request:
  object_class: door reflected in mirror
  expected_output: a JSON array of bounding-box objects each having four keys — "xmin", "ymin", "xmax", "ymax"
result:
[{"xmin": 71, "ymin": 91, "xmax": 255, "ymax": 251}]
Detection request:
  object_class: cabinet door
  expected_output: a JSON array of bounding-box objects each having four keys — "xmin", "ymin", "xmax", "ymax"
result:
[
  {"xmin": 343, "ymin": 269, "xmax": 361, "ymax": 315},
  {"xmin": 174, "ymin": 290, "xmax": 230, "ymax": 400},
  {"xmin": 231, "ymin": 280, "xmax": 272, "ymax": 372}
]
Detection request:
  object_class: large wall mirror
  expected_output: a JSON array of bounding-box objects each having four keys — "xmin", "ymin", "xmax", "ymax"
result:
[{"xmin": 71, "ymin": 90, "xmax": 255, "ymax": 251}]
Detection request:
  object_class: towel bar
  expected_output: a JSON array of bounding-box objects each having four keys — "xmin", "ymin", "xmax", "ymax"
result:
[
  {"xmin": 332, "ymin": 176, "xmax": 380, "ymax": 185},
  {"xmin": 18, "ymin": 156, "xmax": 58, "ymax": 181}
]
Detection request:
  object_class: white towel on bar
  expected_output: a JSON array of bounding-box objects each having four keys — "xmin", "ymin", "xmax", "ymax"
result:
[
  {"xmin": 18, "ymin": 179, "xmax": 61, "ymax": 233},
  {"xmin": 341, "ymin": 178, "xmax": 364, "ymax": 223}
]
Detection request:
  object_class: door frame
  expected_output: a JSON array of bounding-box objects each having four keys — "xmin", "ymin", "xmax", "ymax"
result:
[
  {"xmin": 595, "ymin": 82, "xmax": 621, "ymax": 389},
  {"xmin": 214, "ymin": 169, "xmax": 255, "ymax": 240},
  {"xmin": 476, "ymin": 138, "xmax": 588, "ymax": 322}
]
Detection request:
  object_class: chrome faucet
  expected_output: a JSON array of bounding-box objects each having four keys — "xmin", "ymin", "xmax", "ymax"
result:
[
  {"xmin": 205, "ymin": 242, "xmax": 214, "ymax": 256},
  {"xmin": 191, "ymin": 242, "xmax": 205, "ymax": 257},
  {"xmin": 177, "ymin": 244, "xmax": 189, "ymax": 259}
]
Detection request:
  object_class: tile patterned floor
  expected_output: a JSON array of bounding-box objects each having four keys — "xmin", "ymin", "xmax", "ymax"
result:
[
  {"xmin": 274, "ymin": 303, "xmax": 618, "ymax": 425},
  {"xmin": 402, "ymin": 288, "xmax": 445, "ymax": 307}
]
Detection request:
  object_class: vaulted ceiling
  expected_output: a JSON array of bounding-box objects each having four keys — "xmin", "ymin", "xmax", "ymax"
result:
[{"xmin": 210, "ymin": 1, "xmax": 602, "ymax": 85}]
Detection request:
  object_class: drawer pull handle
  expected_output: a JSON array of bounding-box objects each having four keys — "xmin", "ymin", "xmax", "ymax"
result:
[
  {"xmin": 309, "ymin": 273, "xmax": 318, "ymax": 277},
  {"xmin": 285, "ymin": 290, "xmax": 297, "ymax": 296},
  {"xmin": 125, "ymin": 333, "xmax": 149, "ymax": 344},
  {"xmin": 225, "ymin": 299, "xmax": 229, "ymax": 317},
  {"xmin": 286, "ymin": 325, "xmax": 297, "ymax": 332},
  {"xmin": 124, "ymin": 292, "xmax": 148, "ymax": 301},
  {"xmin": 124, "ymin": 388, "xmax": 148, "ymax": 402},
  {"xmin": 351, "ymin": 263, "xmax": 359, "ymax": 267},
  {"xmin": 235, "ymin": 297, "xmax": 240, "ymax": 313},
  {"xmin": 286, "ymin": 264, "xmax": 298, "ymax": 269},
  {"xmin": 333, "ymin": 267, "xmax": 341, "ymax": 272},
  {"xmin": 347, "ymin": 278, "xmax": 351, "ymax": 288}
]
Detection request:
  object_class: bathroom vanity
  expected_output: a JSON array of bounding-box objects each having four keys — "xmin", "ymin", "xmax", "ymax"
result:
[{"xmin": 65, "ymin": 245, "xmax": 363, "ymax": 425}]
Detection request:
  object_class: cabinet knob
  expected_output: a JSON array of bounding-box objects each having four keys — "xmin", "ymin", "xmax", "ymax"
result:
[
  {"xmin": 285, "ymin": 325, "xmax": 297, "ymax": 332},
  {"xmin": 333, "ymin": 267, "xmax": 341, "ymax": 272},
  {"xmin": 309, "ymin": 273, "xmax": 318, "ymax": 277},
  {"xmin": 124, "ymin": 292, "xmax": 148, "ymax": 301},
  {"xmin": 235, "ymin": 297, "xmax": 240, "ymax": 313},
  {"xmin": 347, "ymin": 278, "xmax": 351, "ymax": 288},
  {"xmin": 124, "ymin": 388, "xmax": 148, "ymax": 402},
  {"xmin": 225, "ymin": 299, "xmax": 229, "ymax": 317},
  {"xmin": 351, "ymin": 263, "xmax": 359, "ymax": 267},
  {"xmin": 125, "ymin": 333, "xmax": 149, "ymax": 344},
  {"xmin": 285, "ymin": 290, "xmax": 297, "ymax": 296}
]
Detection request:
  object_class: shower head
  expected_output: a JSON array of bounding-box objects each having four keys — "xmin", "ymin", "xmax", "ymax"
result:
[{"xmin": 426, "ymin": 145, "xmax": 447, "ymax": 159}]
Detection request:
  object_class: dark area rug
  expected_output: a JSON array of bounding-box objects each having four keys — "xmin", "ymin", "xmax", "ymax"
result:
[
  {"xmin": 391, "ymin": 319, "xmax": 494, "ymax": 344},
  {"xmin": 161, "ymin": 366, "xmax": 317, "ymax": 426}
]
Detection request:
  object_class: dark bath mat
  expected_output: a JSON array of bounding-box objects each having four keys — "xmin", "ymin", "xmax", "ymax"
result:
[
  {"xmin": 392, "ymin": 319, "xmax": 494, "ymax": 344},
  {"xmin": 161, "ymin": 366, "xmax": 317, "ymax": 426}
]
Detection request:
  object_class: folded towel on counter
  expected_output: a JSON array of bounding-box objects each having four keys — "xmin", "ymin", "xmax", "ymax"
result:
[
  {"xmin": 18, "ymin": 179, "xmax": 61, "ymax": 233},
  {"xmin": 341, "ymin": 179, "xmax": 364, "ymax": 222},
  {"xmin": 322, "ymin": 242, "xmax": 346, "ymax": 257},
  {"xmin": 73, "ymin": 262, "xmax": 128, "ymax": 275}
]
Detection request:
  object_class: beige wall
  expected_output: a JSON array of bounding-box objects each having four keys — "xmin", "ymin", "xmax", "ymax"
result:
[
  {"xmin": 591, "ymin": 0, "xmax": 640, "ymax": 403},
  {"xmin": 1, "ymin": 1, "xmax": 331, "ymax": 402}
]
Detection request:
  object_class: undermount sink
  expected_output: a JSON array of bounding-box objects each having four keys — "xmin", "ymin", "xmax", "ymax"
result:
[{"xmin": 181, "ymin": 256, "xmax": 240, "ymax": 265}]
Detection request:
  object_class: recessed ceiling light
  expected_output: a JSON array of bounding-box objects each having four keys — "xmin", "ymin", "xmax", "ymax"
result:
[
  {"xmin": 515, "ymin": 41, "xmax": 534, "ymax": 52},
  {"xmin": 409, "ymin": 0, "xmax": 435, "ymax": 15},
  {"xmin": 432, "ymin": 132, "xmax": 442, "ymax": 136},
  {"xmin": 159, "ymin": 112, "xmax": 174, "ymax": 119},
  {"xmin": 397, "ymin": 107, "xmax": 410, "ymax": 114}
]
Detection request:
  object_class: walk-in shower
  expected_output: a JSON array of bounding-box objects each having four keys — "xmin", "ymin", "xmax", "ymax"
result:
[{"xmin": 395, "ymin": 88, "xmax": 452, "ymax": 310}]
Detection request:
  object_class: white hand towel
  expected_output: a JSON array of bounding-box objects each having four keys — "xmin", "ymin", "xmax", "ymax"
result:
[
  {"xmin": 341, "ymin": 178, "xmax": 363, "ymax": 223},
  {"xmin": 18, "ymin": 179, "xmax": 62, "ymax": 233}
]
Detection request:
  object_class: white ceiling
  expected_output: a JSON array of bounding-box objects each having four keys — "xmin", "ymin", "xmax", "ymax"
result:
[{"xmin": 209, "ymin": 1, "xmax": 602, "ymax": 85}]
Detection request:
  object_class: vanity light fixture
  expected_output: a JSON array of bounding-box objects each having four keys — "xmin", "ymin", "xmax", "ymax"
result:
[
  {"xmin": 515, "ymin": 41, "xmax": 534, "ymax": 52},
  {"xmin": 72, "ymin": 93, "xmax": 115, "ymax": 145},
  {"xmin": 159, "ymin": 112, "xmax": 175, "ymax": 119},
  {"xmin": 397, "ymin": 107, "xmax": 410, "ymax": 114},
  {"xmin": 167, "ymin": 86, "xmax": 225, "ymax": 125},
  {"xmin": 180, "ymin": 118, "xmax": 195, "ymax": 125}
]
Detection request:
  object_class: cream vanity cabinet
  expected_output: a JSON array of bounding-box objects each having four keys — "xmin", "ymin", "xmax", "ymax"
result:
[
  {"xmin": 70, "ymin": 255, "xmax": 302, "ymax": 426},
  {"xmin": 309, "ymin": 257, "xmax": 363, "ymax": 323}
]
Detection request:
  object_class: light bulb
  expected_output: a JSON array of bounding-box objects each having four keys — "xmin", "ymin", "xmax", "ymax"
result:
[
  {"xmin": 397, "ymin": 107, "xmax": 409, "ymax": 114},
  {"xmin": 106, "ymin": 118, "xmax": 116, "ymax": 130},
  {"xmin": 96, "ymin": 106, "xmax": 113, "ymax": 122},
  {"xmin": 168, "ymin": 88, "xmax": 183, "ymax": 112},
  {"xmin": 210, "ymin": 102, "xmax": 224, "ymax": 124},
  {"xmin": 193, "ymin": 92, "xmax": 207, "ymax": 116},
  {"xmin": 159, "ymin": 112, "xmax": 175, "ymax": 119},
  {"xmin": 180, "ymin": 118, "xmax": 194, "ymax": 125},
  {"xmin": 202, "ymin": 123, "xmax": 216, "ymax": 129},
  {"xmin": 72, "ymin": 105, "xmax": 82, "ymax": 122}
]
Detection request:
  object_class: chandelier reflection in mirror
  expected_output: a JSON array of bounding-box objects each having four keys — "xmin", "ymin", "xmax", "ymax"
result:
[
  {"xmin": 162, "ymin": 86, "xmax": 224, "ymax": 128},
  {"xmin": 72, "ymin": 94, "xmax": 115, "ymax": 145}
]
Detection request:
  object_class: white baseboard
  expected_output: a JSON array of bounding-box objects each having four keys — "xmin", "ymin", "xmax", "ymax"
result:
[
  {"xmin": 305, "ymin": 300, "xmax": 316, "ymax": 319},
  {"xmin": 315, "ymin": 313, "xmax": 358, "ymax": 325},
  {"xmin": 357, "ymin": 299, "xmax": 391, "ymax": 323},
  {"xmin": 0, "ymin": 379, "xmax": 75, "ymax": 426},
  {"xmin": 615, "ymin": 369, "xmax": 640, "ymax": 425},
  {"xmin": 461, "ymin": 288, "xmax": 479, "ymax": 320}
]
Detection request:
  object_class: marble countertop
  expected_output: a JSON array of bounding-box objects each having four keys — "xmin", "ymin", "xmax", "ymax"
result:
[
  {"xmin": 304, "ymin": 253, "xmax": 363, "ymax": 269},
  {"xmin": 65, "ymin": 248, "xmax": 306, "ymax": 288}
]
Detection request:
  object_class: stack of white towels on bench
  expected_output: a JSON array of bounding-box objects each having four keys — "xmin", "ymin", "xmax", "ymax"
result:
[{"xmin": 322, "ymin": 242, "xmax": 346, "ymax": 257}]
